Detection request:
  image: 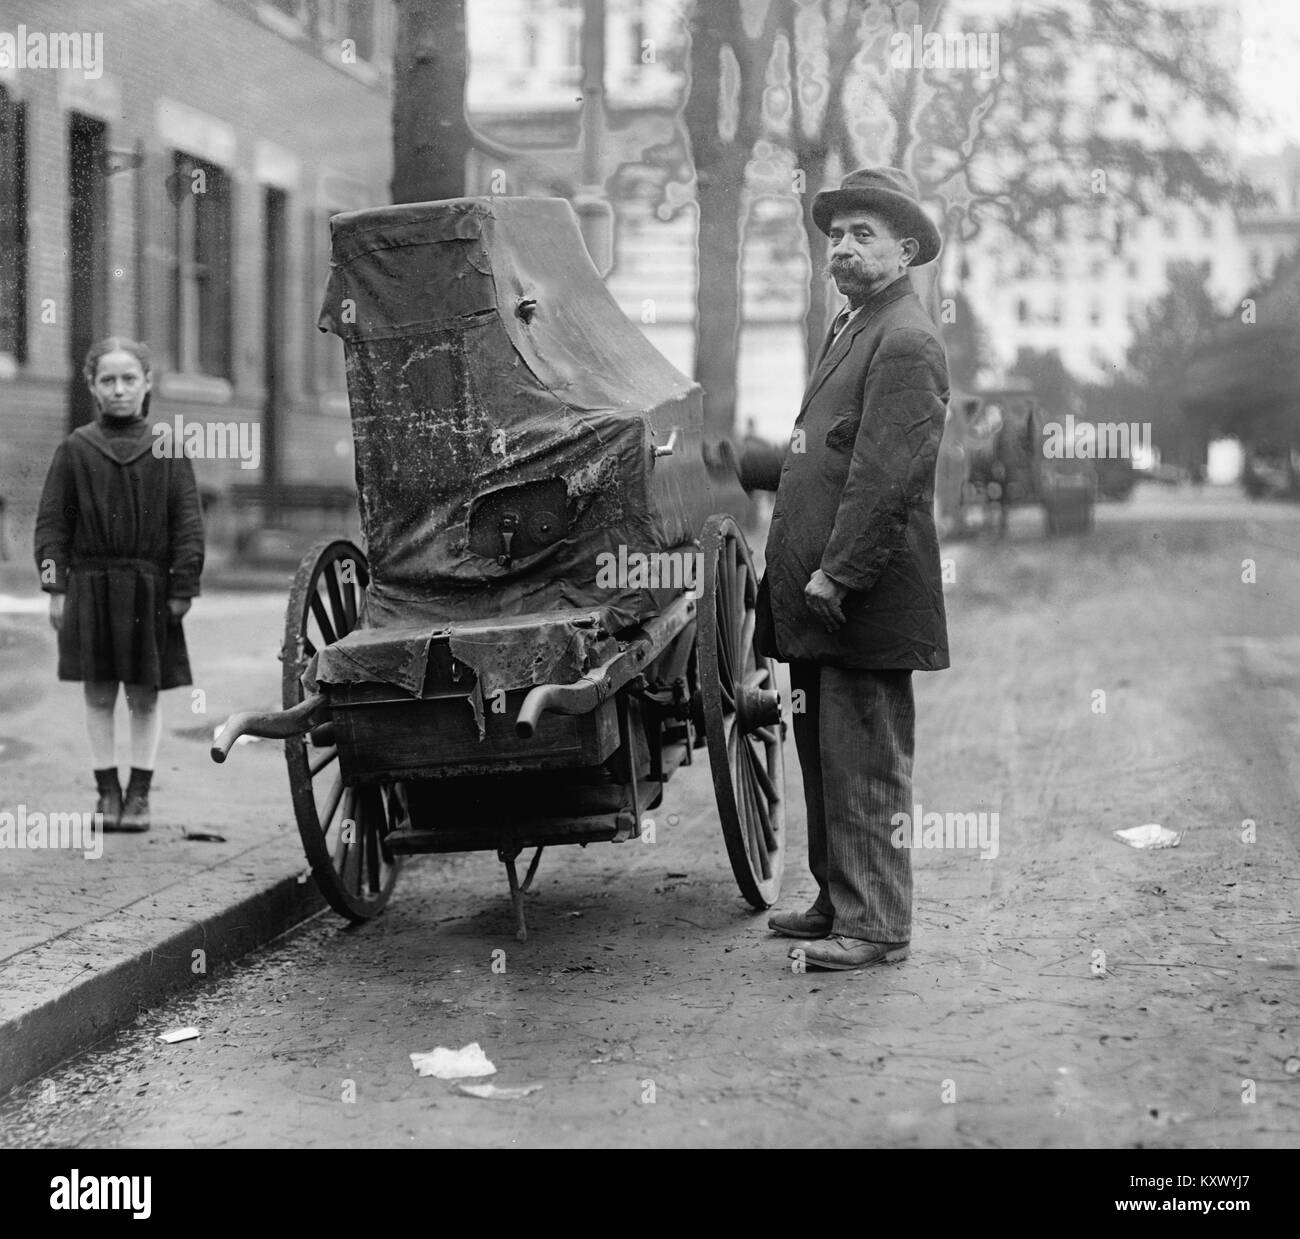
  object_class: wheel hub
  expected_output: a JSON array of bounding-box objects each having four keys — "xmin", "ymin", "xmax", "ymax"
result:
[{"xmin": 735, "ymin": 684, "xmax": 781, "ymax": 733}]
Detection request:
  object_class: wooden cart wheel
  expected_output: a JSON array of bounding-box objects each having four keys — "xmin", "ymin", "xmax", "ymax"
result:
[
  {"xmin": 698, "ymin": 514, "xmax": 786, "ymax": 909},
  {"xmin": 282, "ymin": 539, "xmax": 401, "ymax": 923}
]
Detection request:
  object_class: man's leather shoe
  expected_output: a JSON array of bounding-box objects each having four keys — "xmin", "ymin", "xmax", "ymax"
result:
[
  {"xmin": 768, "ymin": 907, "xmax": 833, "ymax": 938},
  {"xmin": 792, "ymin": 935, "xmax": 910, "ymax": 970}
]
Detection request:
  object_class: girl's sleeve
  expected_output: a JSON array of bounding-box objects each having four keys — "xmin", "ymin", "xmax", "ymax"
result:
[
  {"xmin": 33, "ymin": 443, "xmax": 74, "ymax": 593},
  {"xmin": 167, "ymin": 456, "xmax": 206, "ymax": 598}
]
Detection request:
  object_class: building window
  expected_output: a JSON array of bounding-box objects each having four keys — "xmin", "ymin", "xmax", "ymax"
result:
[
  {"xmin": 563, "ymin": 16, "xmax": 581, "ymax": 71},
  {"xmin": 0, "ymin": 87, "xmax": 27, "ymax": 363},
  {"xmin": 1199, "ymin": 214, "xmax": 1213, "ymax": 239},
  {"xmin": 1017, "ymin": 299, "xmax": 1029, "ymax": 324},
  {"xmin": 169, "ymin": 151, "xmax": 232, "ymax": 378},
  {"xmin": 1126, "ymin": 258, "xmax": 1139, "ymax": 279}
]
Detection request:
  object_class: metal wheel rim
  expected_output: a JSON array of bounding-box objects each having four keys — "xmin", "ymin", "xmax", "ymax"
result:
[
  {"xmin": 282, "ymin": 539, "xmax": 401, "ymax": 922},
  {"xmin": 698, "ymin": 514, "xmax": 786, "ymax": 908}
]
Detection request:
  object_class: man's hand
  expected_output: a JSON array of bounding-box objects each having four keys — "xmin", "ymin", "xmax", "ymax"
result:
[
  {"xmin": 167, "ymin": 597, "xmax": 192, "ymax": 621},
  {"xmin": 804, "ymin": 569, "xmax": 848, "ymax": 632},
  {"xmin": 49, "ymin": 593, "xmax": 65, "ymax": 632}
]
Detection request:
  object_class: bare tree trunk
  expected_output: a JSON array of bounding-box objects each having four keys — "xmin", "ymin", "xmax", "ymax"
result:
[
  {"xmin": 787, "ymin": 0, "xmax": 870, "ymax": 374},
  {"xmin": 391, "ymin": 0, "xmax": 471, "ymax": 204},
  {"xmin": 798, "ymin": 147, "xmax": 831, "ymax": 370},
  {"xmin": 685, "ymin": 0, "xmax": 777, "ymax": 436},
  {"xmin": 693, "ymin": 159, "xmax": 746, "ymax": 434}
]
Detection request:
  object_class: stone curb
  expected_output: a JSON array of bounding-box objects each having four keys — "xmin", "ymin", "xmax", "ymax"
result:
[{"xmin": 0, "ymin": 847, "xmax": 324, "ymax": 1098}]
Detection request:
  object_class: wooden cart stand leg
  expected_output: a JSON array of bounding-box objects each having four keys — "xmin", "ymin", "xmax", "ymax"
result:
[{"xmin": 498, "ymin": 846, "xmax": 545, "ymax": 942}]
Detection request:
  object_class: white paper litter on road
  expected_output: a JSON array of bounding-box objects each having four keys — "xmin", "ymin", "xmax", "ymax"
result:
[
  {"xmin": 409, "ymin": 1043, "xmax": 496, "ymax": 1079},
  {"xmin": 455, "ymin": 1082, "xmax": 543, "ymax": 1100},
  {"xmin": 157, "ymin": 1027, "xmax": 200, "ymax": 1043},
  {"xmin": 1113, "ymin": 823, "xmax": 1181, "ymax": 849}
]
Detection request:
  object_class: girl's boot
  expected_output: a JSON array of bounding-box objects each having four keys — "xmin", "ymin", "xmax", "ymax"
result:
[
  {"xmin": 119, "ymin": 767, "xmax": 152, "ymax": 832},
  {"xmin": 93, "ymin": 768, "xmax": 122, "ymax": 829}
]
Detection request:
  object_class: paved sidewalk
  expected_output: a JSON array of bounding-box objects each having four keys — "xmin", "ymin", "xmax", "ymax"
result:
[{"xmin": 0, "ymin": 580, "xmax": 323, "ymax": 1095}]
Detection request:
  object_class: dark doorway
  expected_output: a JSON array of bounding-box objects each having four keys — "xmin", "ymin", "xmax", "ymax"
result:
[
  {"xmin": 67, "ymin": 112, "xmax": 109, "ymax": 431},
  {"xmin": 262, "ymin": 185, "xmax": 287, "ymax": 488}
]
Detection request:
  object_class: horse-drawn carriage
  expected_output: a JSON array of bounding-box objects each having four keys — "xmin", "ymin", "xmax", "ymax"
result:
[
  {"xmin": 211, "ymin": 197, "xmax": 787, "ymax": 938},
  {"xmin": 937, "ymin": 385, "xmax": 1096, "ymax": 537}
]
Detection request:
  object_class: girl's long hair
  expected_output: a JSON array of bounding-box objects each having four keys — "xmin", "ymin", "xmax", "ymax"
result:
[{"xmin": 83, "ymin": 336, "xmax": 153, "ymax": 419}]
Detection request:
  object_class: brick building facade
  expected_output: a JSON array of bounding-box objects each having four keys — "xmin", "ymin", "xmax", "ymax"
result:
[{"xmin": 0, "ymin": 0, "xmax": 394, "ymax": 561}]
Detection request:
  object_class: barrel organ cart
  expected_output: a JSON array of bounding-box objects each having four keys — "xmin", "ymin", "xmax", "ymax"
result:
[{"xmin": 211, "ymin": 197, "xmax": 787, "ymax": 938}]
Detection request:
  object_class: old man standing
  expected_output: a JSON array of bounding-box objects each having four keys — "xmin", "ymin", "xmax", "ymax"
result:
[{"xmin": 744, "ymin": 167, "xmax": 951, "ymax": 970}]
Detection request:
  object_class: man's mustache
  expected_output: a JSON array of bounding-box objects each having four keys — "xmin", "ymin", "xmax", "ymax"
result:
[{"xmin": 825, "ymin": 258, "xmax": 865, "ymax": 280}]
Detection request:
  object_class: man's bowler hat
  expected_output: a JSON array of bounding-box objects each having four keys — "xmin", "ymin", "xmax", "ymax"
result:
[{"xmin": 811, "ymin": 166, "xmax": 941, "ymax": 266}]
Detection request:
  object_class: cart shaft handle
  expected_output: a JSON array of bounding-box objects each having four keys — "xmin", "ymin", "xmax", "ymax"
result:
[{"xmin": 210, "ymin": 692, "xmax": 327, "ymax": 763}]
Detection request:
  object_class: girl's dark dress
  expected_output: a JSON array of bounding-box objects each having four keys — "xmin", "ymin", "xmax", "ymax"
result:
[{"xmin": 34, "ymin": 416, "xmax": 204, "ymax": 689}]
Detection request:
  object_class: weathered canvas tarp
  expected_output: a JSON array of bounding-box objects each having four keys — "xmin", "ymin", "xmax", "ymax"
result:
[{"xmin": 309, "ymin": 196, "xmax": 712, "ymax": 702}]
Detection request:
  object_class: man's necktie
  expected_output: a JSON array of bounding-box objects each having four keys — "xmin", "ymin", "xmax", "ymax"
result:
[{"xmin": 816, "ymin": 306, "xmax": 854, "ymax": 367}]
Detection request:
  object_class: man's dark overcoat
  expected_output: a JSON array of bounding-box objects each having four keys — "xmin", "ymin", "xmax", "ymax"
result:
[{"xmin": 752, "ymin": 274, "xmax": 950, "ymax": 670}]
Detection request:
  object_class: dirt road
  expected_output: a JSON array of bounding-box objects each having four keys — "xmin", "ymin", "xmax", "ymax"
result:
[{"xmin": 3, "ymin": 486, "xmax": 1298, "ymax": 1148}]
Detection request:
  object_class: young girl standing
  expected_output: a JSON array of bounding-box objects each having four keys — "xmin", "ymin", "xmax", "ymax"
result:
[{"xmin": 34, "ymin": 338, "xmax": 205, "ymax": 831}]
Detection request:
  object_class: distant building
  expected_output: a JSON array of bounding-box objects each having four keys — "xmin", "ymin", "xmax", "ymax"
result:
[
  {"xmin": 943, "ymin": 0, "xmax": 1264, "ymax": 384},
  {"xmin": 1239, "ymin": 145, "xmax": 1300, "ymax": 286}
]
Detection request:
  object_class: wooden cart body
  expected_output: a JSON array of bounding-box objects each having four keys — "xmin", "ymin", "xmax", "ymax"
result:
[{"xmin": 213, "ymin": 197, "xmax": 786, "ymax": 934}]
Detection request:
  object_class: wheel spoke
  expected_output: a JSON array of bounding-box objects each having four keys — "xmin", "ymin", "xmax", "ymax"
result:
[
  {"xmin": 738, "ymin": 607, "xmax": 755, "ymax": 664},
  {"xmin": 721, "ymin": 540, "xmax": 737, "ymax": 645},
  {"xmin": 339, "ymin": 565, "xmax": 360, "ymax": 632},
  {"xmin": 735, "ymin": 731, "xmax": 771, "ymax": 879},
  {"xmin": 715, "ymin": 593, "xmax": 735, "ymax": 691},
  {"xmin": 743, "ymin": 742, "xmax": 777, "ymax": 852},
  {"xmin": 310, "ymin": 590, "xmax": 338, "ymax": 647},
  {"xmin": 719, "ymin": 671, "xmax": 735, "ymax": 714},
  {"xmin": 317, "ymin": 772, "xmax": 344, "ymax": 836},
  {"xmin": 309, "ymin": 745, "xmax": 338, "ymax": 776},
  {"xmin": 364, "ymin": 788, "xmax": 384, "ymax": 894},
  {"xmin": 342, "ymin": 811, "xmax": 364, "ymax": 894},
  {"xmin": 323, "ymin": 563, "xmax": 351, "ymax": 639},
  {"xmin": 742, "ymin": 667, "xmax": 769, "ymax": 690},
  {"xmin": 331, "ymin": 787, "xmax": 352, "ymax": 867},
  {"xmin": 744, "ymin": 737, "xmax": 778, "ymax": 805},
  {"xmin": 733, "ymin": 562, "xmax": 748, "ymax": 644}
]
